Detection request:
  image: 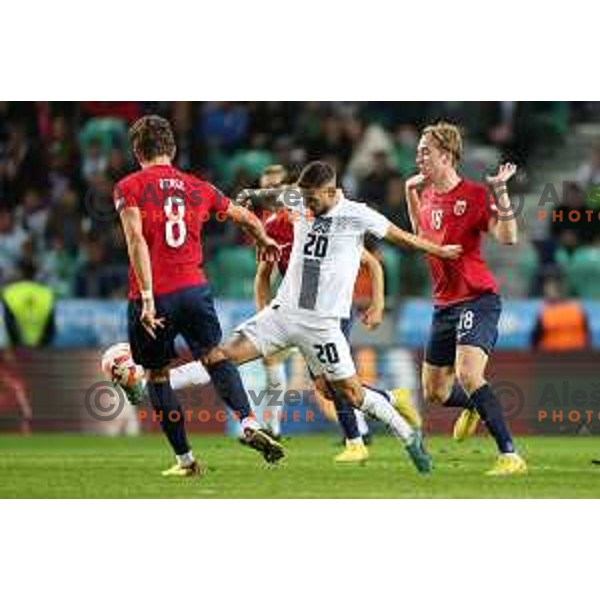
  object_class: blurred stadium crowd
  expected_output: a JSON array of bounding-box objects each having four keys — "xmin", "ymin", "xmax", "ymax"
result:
[{"xmin": 1, "ymin": 101, "xmax": 600, "ymax": 304}]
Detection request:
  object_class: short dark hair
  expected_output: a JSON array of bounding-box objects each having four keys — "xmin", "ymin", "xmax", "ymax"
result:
[
  {"xmin": 296, "ymin": 161, "xmax": 336, "ymax": 188},
  {"xmin": 129, "ymin": 115, "xmax": 176, "ymax": 162}
]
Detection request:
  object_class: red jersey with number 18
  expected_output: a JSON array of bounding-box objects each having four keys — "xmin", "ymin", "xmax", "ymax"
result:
[
  {"xmin": 417, "ymin": 178, "xmax": 498, "ymax": 307},
  {"xmin": 114, "ymin": 164, "xmax": 230, "ymax": 299}
]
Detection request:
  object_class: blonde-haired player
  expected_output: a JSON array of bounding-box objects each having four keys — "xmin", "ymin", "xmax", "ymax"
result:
[{"xmin": 405, "ymin": 121, "xmax": 527, "ymax": 475}]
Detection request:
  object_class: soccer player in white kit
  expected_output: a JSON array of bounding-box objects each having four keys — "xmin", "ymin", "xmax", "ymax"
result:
[{"xmin": 221, "ymin": 161, "xmax": 463, "ymax": 473}]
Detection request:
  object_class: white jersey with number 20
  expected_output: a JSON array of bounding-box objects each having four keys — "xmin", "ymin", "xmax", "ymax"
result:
[{"xmin": 273, "ymin": 195, "xmax": 391, "ymax": 320}]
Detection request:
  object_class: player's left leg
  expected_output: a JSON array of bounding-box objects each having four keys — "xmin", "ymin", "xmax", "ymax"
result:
[
  {"xmin": 260, "ymin": 353, "xmax": 287, "ymax": 438},
  {"xmin": 128, "ymin": 296, "xmax": 201, "ymax": 477},
  {"xmin": 312, "ymin": 374, "xmax": 369, "ymax": 463},
  {"xmin": 146, "ymin": 366, "xmax": 203, "ymax": 477},
  {"xmin": 299, "ymin": 325, "xmax": 431, "ymax": 473},
  {"xmin": 330, "ymin": 375, "xmax": 431, "ymax": 473},
  {"xmin": 452, "ymin": 294, "xmax": 526, "ymax": 474},
  {"xmin": 455, "ymin": 345, "xmax": 526, "ymax": 475},
  {"xmin": 336, "ymin": 314, "xmax": 370, "ymax": 446}
]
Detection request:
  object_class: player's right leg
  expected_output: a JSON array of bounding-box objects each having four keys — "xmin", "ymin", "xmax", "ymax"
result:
[
  {"xmin": 176, "ymin": 286, "xmax": 285, "ymax": 464},
  {"xmin": 128, "ymin": 298, "xmax": 201, "ymax": 477}
]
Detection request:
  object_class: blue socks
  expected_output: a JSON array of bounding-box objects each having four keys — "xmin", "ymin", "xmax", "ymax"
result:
[
  {"xmin": 470, "ymin": 383, "xmax": 515, "ymax": 454},
  {"xmin": 331, "ymin": 385, "xmax": 361, "ymax": 440},
  {"xmin": 147, "ymin": 381, "xmax": 190, "ymax": 455},
  {"xmin": 443, "ymin": 383, "xmax": 472, "ymax": 408},
  {"xmin": 206, "ymin": 359, "xmax": 252, "ymax": 421}
]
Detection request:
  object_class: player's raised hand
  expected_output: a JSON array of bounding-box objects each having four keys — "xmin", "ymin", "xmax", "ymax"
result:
[
  {"xmin": 486, "ymin": 163, "xmax": 517, "ymax": 186},
  {"xmin": 405, "ymin": 173, "xmax": 427, "ymax": 190},
  {"xmin": 257, "ymin": 236, "xmax": 282, "ymax": 263},
  {"xmin": 361, "ymin": 303, "xmax": 384, "ymax": 330},
  {"xmin": 437, "ymin": 244, "xmax": 463, "ymax": 260},
  {"xmin": 140, "ymin": 298, "xmax": 165, "ymax": 339}
]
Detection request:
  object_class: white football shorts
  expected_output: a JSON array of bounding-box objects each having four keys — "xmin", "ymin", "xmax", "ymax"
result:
[{"xmin": 235, "ymin": 305, "xmax": 356, "ymax": 381}]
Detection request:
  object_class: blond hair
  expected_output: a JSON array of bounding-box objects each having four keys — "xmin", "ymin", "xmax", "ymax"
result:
[
  {"xmin": 262, "ymin": 164, "xmax": 288, "ymax": 180},
  {"xmin": 422, "ymin": 121, "xmax": 463, "ymax": 166}
]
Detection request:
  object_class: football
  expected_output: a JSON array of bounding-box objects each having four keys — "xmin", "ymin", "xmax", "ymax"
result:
[{"xmin": 100, "ymin": 343, "xmax": 144, "ymax": 388}]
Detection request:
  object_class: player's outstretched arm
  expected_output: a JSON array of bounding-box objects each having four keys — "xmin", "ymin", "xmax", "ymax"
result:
[
  {"xmin": 405, "ymin": 173, "xmax": 426, "ymax": 234},
  {"xmin": 254, "ymin": 261, "xmax": 274, "ymax": 312},
  {"xmin": 384, "ymin": 224, "xmax": 463, "ymax": 259},
  {"xmin": 487, "ymin": 163, "xmax": 518, "ymax": 245},
  {"xmin": 119, "ymin": 207, "xmax": 163, "ymax": 338},
  {"xmin": 360, "ymin": 249, "xmax": 385, "ymax": 329},
  {"xmin": 226, "ymin": 203, "xmax": 281, "ymax": 262}
]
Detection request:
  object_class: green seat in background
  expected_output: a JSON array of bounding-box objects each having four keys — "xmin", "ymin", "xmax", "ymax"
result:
[
  {"xmin": 211, "ymin": 246, "xmax": 258, "ymax": 299},
  {"xmin": 568, "ymin": 248, "xmax": 600, "ymax": 299},
  {"xmin": 380, "ymin": 245, "xmax": 402, "ymax": 299}
]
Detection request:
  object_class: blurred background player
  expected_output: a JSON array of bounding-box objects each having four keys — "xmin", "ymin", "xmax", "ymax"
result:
[
  {"xmin": 115, "ymin": 115, "xmax": 284, "ymax": 476},
  {"xmin": 405, "ymin": 121, "xmax": 527, "ymax": 476},
  {"xmin": 0, "ymin": 259, "xmax": 56, "ymax": 434},
  {"xmin": 253, "ymin": 165, "xmax": 422, "ymax": 462},
  {"xmin": 0, "ymin": 353, "xmax": 32, "ymax": 435}
]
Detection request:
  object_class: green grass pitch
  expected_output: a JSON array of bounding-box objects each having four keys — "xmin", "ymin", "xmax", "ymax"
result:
[{"xmin": 1, "ymin": 434, "xmax": 600, "ymax": 498}]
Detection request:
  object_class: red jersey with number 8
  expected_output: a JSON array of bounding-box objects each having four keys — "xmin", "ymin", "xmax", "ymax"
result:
[
  {"xmin": 417, "ymin": 178, "xmax": 498, "ymax": 307},
  {"xmin": 114, "ymin": 164, "xmax": 230, "ymax": 299}
]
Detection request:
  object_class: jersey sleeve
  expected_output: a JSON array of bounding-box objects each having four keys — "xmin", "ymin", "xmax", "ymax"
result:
[
  {"xmin": 113, "ymin": 176, "xmax": 139, "ymax": 210},
  {"xmin": 357, "ymin": 203, "xmax": 392, "ymax": 238},
  {"xmin": 204, "ymin": 182, "xmax": 231, "ymax": 213}
]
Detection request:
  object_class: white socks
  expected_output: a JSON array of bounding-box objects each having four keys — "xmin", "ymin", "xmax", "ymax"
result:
[
  {"xmin": 169, "ymin": 361, "xmax": 211, "ymax": 391},
  {"xmin": 346, "ymin": 437, "xmax": 363, "ymax": 446},
  {"xmin": 360, "ymin": 387, "xmax": 412, "ymax": 442},
  {"xmin": 176, "ymin": 451, "xmax": 195, "ymax": 467},
  {"xmin": 265, "ymin": 362, "xmax": 287, "ymax": 390},
  {"xmin": 262, "ymin": 362, "xmax": 287, "ymax": 437},
  {"xmin": 241, "ymin": 416, "xmax": 259, "ymax": 432},
  {"xmin": 354, "ymin": 409, "xmax": 369, "ymax": 437}
]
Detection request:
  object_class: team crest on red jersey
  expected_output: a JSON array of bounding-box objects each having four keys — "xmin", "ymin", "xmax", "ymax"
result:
[{"xmin": 453, "ymin": 199, "xmax": 467, "ymax": 216}]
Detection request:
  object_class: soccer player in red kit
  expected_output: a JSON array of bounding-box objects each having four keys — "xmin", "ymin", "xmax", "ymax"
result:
[
  {"xmin": 405, "ymin": 121, "xmax": 527, "ymax": 476},
  {"xmin": 115, "ymin": 115, "xmax": 284, "ymax": 476}
]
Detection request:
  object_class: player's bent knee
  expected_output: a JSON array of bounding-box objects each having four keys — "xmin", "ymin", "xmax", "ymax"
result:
[
  {"xmin": 422, "ymin": 375, "xmax": 454, "ymax": 404},
  {"xmin": 200, "ymin": 347, "xmax": 227, "ymax": 367},
  {"xmin": 455, "ymin": 368, "xmax": 484, "ymax": 395},
  {"xmin": 423, "ymin": 386, "xmax": 450, "ymax": 405}
]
